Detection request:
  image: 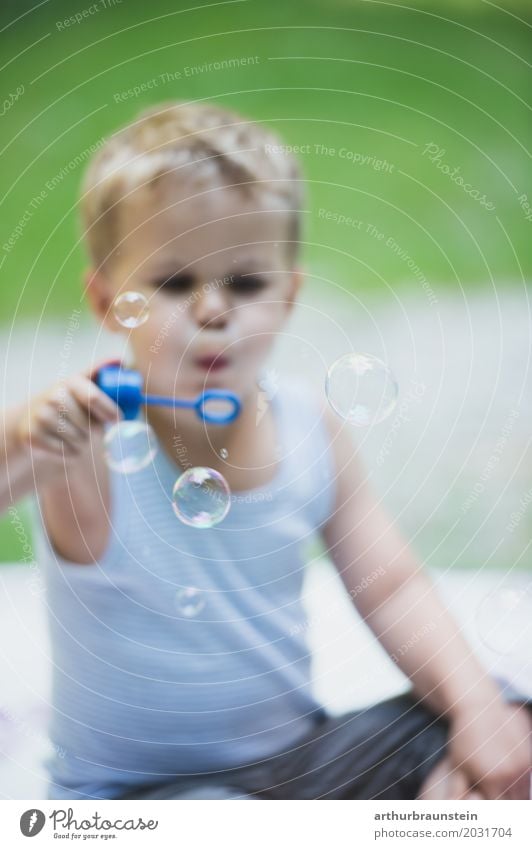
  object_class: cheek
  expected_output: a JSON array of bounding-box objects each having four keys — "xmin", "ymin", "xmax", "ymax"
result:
[
  {"xmin": 236, "ymin": 300, "xmax": 287, "ymax": 336},
  {"xmin": 236, "ymin": 308, "xmax": 284, "ymax": 365}
]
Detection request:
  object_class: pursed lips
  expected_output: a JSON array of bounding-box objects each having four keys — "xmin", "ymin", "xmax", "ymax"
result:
[{"xmin": 194, "ymin": 352, "xmax": 231, "ymax": 371}]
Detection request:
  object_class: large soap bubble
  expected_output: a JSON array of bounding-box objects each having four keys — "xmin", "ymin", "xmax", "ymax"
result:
[
  {"xmin": 326, "ymin": 352, "xmax": 398, "ymax": 426},
  {"xmin": 172, "ymin": 467, "xmax": 231, "ymax": 528},
  {"xmin": 113, "ymin": 291, "xmax": 150, "ymax": 328}
]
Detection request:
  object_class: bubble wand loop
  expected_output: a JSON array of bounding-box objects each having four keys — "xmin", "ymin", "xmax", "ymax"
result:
[{"xmin": 94, "ymin": 363, "xmax": 241, "ymax": 425}]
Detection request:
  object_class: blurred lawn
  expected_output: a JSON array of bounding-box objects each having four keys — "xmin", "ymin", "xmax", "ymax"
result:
[
  {"xmin": 1, "ymin": 0, "xmax": 531, "ymax": 323},
  {"xmin": 1, "ymin": 0, "xmax": 531, "ymax": 562}
]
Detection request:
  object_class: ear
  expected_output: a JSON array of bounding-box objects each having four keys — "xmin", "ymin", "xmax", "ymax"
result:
[
  {"xmin": 84, "ymin": 268, "xmax": 118, "ymax": 332},
  {"xmin": 285, "ymin": 266, "xmax": 304, "ymax": 314}
]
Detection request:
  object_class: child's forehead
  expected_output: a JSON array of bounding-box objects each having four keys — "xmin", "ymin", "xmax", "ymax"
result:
[
  {"xmin": 135, "ymin": 173, "xmax": 285, "ymax": 220},
  {"xmin": 116, "ymin": 180, "xmax": 292, "ymax": 263}
]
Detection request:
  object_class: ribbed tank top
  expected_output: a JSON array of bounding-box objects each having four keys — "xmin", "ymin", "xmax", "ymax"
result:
[{"xmin": 33, "ymin": 378, "xmax": 337, "ymax": 800}]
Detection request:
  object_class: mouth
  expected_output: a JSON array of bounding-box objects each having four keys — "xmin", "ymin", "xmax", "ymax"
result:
[{"xmin": 194, "ymin": 353, "xmax": 231, "ymax": 372}]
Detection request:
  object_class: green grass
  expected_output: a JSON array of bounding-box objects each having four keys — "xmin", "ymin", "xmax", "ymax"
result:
[
  {"xmin": 1, "ymin": 0, "xmax": 531, "ymax": 323},
  {"xmin": 0, "ymin": 500, "xmax": 34, "ymax": 563}
]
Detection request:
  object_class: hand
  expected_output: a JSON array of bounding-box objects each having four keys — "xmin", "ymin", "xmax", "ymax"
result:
[
  {"xmin": 16, "ymin": 371, "xmax": 120, "ymax": 462},
  {"xmin": 447, "ymin": 701, "xmax": 532, "ymax": 800},
  {"xmin": 418, "ymin": 758, "xmax": 486, "ymax": 800}
]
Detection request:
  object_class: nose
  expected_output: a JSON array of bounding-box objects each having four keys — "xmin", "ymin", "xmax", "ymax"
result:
[{"xmin": 192, "ymin": 285, "xmax": 229, "ymax": 330}]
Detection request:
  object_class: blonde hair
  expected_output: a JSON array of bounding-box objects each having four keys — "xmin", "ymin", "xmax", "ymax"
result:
[{"xmin": 80, "ymin": 100, "xmax": 304, "ymax": 269}]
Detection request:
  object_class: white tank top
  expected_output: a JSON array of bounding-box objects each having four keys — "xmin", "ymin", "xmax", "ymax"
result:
[{"xmin": 34, "ymin": 378, "xmax": 337, "ymax": 800}]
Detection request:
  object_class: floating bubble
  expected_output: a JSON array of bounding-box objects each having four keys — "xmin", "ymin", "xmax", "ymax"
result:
[
  {"xmin": 103, "ymin": 420, "xmax": 157, "ymax": 474},
  {"xmin": 325, "ymin": 352, "xmax": 398, "ymax": 426},
  {"xmin": 172, "ymin": 466, "xmax": 231, "ymax": 528},
  {"xmin": 475, "ymin": 585, "xmax": 532, "ymax": 656},
  {"xmin": 175, "ymin": 587, "xmax": 205, "ymax": 618},
  {"xmin": 113, "ymin": 291, "xmax": 150, "ymax": 328},
  {"xmin": 220, "ymin": 448, "xmax": 229, "ymax": 459}
]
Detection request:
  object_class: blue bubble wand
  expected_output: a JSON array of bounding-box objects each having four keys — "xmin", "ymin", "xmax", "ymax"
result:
[{"xmin": 95, "ymin": 363, "xmax": 241, "ymax": 425}]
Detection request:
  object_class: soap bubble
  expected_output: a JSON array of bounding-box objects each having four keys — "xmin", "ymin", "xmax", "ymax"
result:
[
  {"xmin": 103, "ymin": 420, "xmax": 157, "ymax": 474},
  {"xmin": 475, "ymin": 585, "xmax": 532, "ymax": 656},
  {"xmin": 325, "ymin": 352, "xmax": 398, "ymax": 426},
  {"xmin": 220, "ymin": 448, "xmax": 229, "ymax": 459},
  {"xmin": 172, "ymin": 467, "xmax": 231, "ymax": 528},
  {"xmin": 113, "ymin": 291, "xmax": 150, "ymax": 328},
  {"xmin": 175, "ymin": 587, "xmax": 205, "ymax": 618}
]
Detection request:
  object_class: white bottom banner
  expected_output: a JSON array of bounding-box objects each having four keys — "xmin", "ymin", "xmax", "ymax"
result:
[{"xmin": 1, "ymin": 800, "xmax": 531, "ymax": 848}]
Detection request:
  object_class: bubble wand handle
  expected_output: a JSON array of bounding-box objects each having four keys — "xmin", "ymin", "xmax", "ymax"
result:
[
  {"xmin": 141, "ymin": 391, "xmax": 241, "ymax": 424},
  {"xmin": 142, "ymin": 394, "xmax": 196, "ymax": 409}
]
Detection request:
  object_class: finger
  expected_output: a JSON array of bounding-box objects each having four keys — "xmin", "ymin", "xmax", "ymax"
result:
[
  {"xmin": 34, "ymin": 405, "xmax": 86, "ymax": 453},
  {"xmin": 464, "ymin": 789, "xmax": 484, "ymax": 800},
  {"xmin": 84, "ymin": 358, "xmax": 122, "ymax": 383},
  {"xmin": 30, "ymin": 426, "xmax": 78, "ymax": 458},
  {"xmin": 30, "ymin": 443, "xmax": 70, "ymax": 467},
  {"xmin": 505, "ymin": 769, "xmax": 531, "ymax": 800},
  {"xmin": 58, "ymin": 386, "xmax": 117, "ymax": 437},
  {"xmin": 42, "ymin": 420, "xmax": 84, "ymax": 456},
  {"xmin": 58, "ymin": 391, "xmax": 101, "ymax": 437},
  {"xmin": 480, "ymin": 774, "xmax": 517, "ymax": 801},
  {"xmin": 47, "ymin": 385, "xmax": 91, "ymax": 437},
  {"xmin": 478, "ymin": 776, "xmax": 504, "ymax": 800},
  {"xmin": 448, "ymin": 768, "xmax": 471, "ymax": 800},
  {"xmin": 49, "ymin": 390, "xmax": 92, "ymax": 437},
  {"xmin": 418, "ymin": 757, "xmax": 454, "ymax": 799},
  {"xmin": 483, "ymin": 762, "xmax": 531, "ymax": 800},
  {"xmin": 69, "ymin": 375, "xmax": 121, "ymax": 423}
]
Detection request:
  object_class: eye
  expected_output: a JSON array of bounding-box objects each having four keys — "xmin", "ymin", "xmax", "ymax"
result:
[
  {"xmin": 229, "ymin": 274, "xmax": 268, "ymax": 294},
  {"xmin": 154, "ymin": 272, "xmax": 196, "ymax": 294}
]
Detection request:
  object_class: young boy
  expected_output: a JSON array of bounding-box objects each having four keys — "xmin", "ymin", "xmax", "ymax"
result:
[{"xmin": 1, "ymin": 101, "xmax": 530, "ymax": 801}]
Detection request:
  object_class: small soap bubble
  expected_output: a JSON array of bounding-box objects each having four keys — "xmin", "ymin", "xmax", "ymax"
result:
[
  {"xmin": 172, "ymin": 467, "xmax": 231, "ymax": 528},
  {"xmin": 475, "ymin": 585, "xmax": 532, "ymax": 656},
  {"xmin": 113, "ymin": 291, "xmax": 150, "ymax": 328},
  {"xmin": 325, "ymin": 352, "xmax": 398, "ymax": 426},
  {"xmin": 220, "ymin": 448, "xmax": 229, "ymax": 459},
  {"xmin": 175, "ymin": 587, "xmax": 205, "ymax": 618},
  {"xmin": 103, "ymin": 420, "xmax": 157, "ymax": 474}
]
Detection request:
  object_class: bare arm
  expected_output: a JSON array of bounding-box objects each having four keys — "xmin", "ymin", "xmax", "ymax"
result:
[
  {"xmin": 0, "ymin": 372, "xmax": 120, "ymax": 562},
  {"xmin": 320, "ymin": 404, "xmax": 506, "ymax": 719},
  {"xmin": 320, "ymin": 404, "xmax": 531, "ymax": 799}
]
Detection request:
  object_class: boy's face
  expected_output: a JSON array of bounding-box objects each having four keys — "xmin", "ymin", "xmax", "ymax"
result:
[{"xmin": 87, "ymin": 178, "xmax": 302, "ymax": 403}]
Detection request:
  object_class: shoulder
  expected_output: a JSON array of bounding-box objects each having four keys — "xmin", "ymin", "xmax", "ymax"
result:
[
  {"xmin": 313, "ymin": 389, "xmax": 371, "ymax": 512},
  {"xmin": 274, "ymin": 377, "xmax": 366, "ymax": 483},
  {"xmin": 315, "ymin": 386, "xmax": 359, "ymax": 463}
]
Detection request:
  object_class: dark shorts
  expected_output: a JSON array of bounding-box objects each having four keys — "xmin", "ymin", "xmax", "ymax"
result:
[{"xmin": 117, "ymin": 684, "xmax": 532, "ymax": 801}]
